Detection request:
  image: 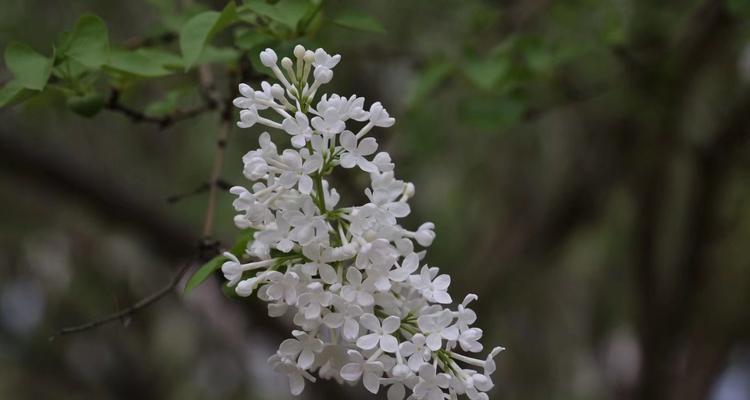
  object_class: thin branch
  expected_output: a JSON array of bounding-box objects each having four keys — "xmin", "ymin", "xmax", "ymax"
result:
[
  {"xmin": 105, "ymin": 90, "xmax": 215, "ymax": 129},
  {"xmin": 49, "ymin": 263, "xmax": 192, "ymax": 340},
  {"xmin": 123, "ymin": 32, "xmax": 178, "ymax": 50},
  {"xmin": 198, "ymin": 64, "xmax": 233, "ymax": 240},
  {"xmin": 166, "ymin": 178, "xmax": 233, "ymax": 204}
]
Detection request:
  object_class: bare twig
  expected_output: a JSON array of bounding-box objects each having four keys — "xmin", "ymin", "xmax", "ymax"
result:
[
  {"xmin": 49, "ymin": 263, "xmax": 192, "ymax": 340},
  {"xmin": 106, "ymin": 90, "xmax": 215, "ymax": 129},
  {"xmin": 123, "ymin": 32, "xmax": 178, "ymax": 50},
  {"xmin": 166, "ymin": 179, "xmax": 233, "ymax": 204},
  {"xmin": 198, "ymin": 65, "xmax": 233, "ymax": 240}
]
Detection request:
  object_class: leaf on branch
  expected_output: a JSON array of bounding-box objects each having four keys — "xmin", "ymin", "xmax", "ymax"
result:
[
  {"xmin": 333, "ymin": 10, "xmax": 386, "ymax": 34},
  {"xmin": 197, "ymin": 46, "xmax": 240, "ymax": 65},
  {"xmin": 0, "ymin": 80, "xmax": 35, "ymax": 107},
  {"xmin": 179, "ymin": 1, "xmax": 238, "ymax": 70},
  {"xmin": 4, "ymin": 42, "xmax": 54, "ymax": 90},
  {"xmin": 406, "ymin": 61, "xmax": 454, "ymax": 107},
  {"xmin": 66, "ymin": 91, "xmax": 105, "ymax": 117},
  {"xmin": 145, "ymin": 90, "xmax": 181, "ymax": 118},
  {"xmin": 183, "ymin": 229, "xmax": 256, "ymax": 295},
  {"xmin": 240, "ymin": 0, "xmax": 311, "ymax": 30},
  {"xmin": 106, "ymin": 48, "xmax": 174, "ymax": 78},
  {"xmin": 233, "ymin": 30, "xmax": 276, "ymax": 50},
  {"xmin": 67, "ymin": 14, "xmax": 110, "ymax": 68},
  {"xmin": 184, "ymin": 254, "xmax": 226, "ymax": 295}
]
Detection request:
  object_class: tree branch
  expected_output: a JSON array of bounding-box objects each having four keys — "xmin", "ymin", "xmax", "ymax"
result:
[
  {"xmin": 166, "ymin": 178, "xmax": 233, "ymax": 204},
  {"xmin": 198, "ymin": 64, "xmax": 234, "ymax": 240},
  {"xmin": 105, "ymin": 89, "xmax": 215, "ymax": 130},
  {"xmin": 49, "ymin": 262, "xmax": 192, "ymax": 340}
]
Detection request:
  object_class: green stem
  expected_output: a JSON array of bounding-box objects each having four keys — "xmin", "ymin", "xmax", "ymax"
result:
[{"xmin": 306, "ymin": 142, "xmax": 327, "ymax": 214}]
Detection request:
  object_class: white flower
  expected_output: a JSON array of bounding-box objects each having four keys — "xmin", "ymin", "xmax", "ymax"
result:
[
  {"xmin": 301, "ymin": 244, "xmax": 337, "ymax": 284},
  {"xmin": 356, "ymin": 238, "xmax": 397, "ymax": 269},
  {"xmin": 399, "ymin": 333, "xmax": 431, "ymax": 372},
  {"xmin": 417, "ymin": 310, "xmax": 459, "ymax": 351},
  {"xmin": 410, "ymin": 266, "xmax": 452, "ymax": 304},
  {"xmin": 282, "ymin": 111, "xmax": 313, "ymax": 148},
  {"xmin": 279, "ymin": 330, "xmax": 325, "ymax": 369},
  {"xmin": 457, "ymin": 294, "xmax": 478, "ymax": 331},
  {"xmin": 220, "ymin": 252, "xmax": 243, "ymax": 286},
  {"xmin": 313, "ymin": 48, "xmax": 341, "ymax": 69},
  {"xmin": 259, "ymin": 48, "xmax": 278, "ymax": 67},
  {"xmin": 269, "ymin": 353, "xmax": 316, "ymax": 395},
  {"xmin": 265, "ymin": 271, "xmax": 300, "ymax": 305},
  {"xmin": 296, "ymin": 282, "xmax": 333, "ymax": 320},
  {"xmin": 224, "ymin": 45, "xmax": 504, "ymax": 399},
  {"xmin": 277, "ymin": 149, "xmax": 322, "ymax": 194},
  {"xmin": 311, "ymin": 107, "xmax": 346, "ymax": 136},
  {"xmin": 414, "ymin": 364, "xmax": 450, "ymax": 400},
  {"xmin": 389, "ymin": 252, "xmax": 419, "ymax": 282},
  {"xmin": 339, "ymin": 131, "xmax": 378, "ymax": 172},
  {"xmin": 458, "ymin": 328, "xmax": 484, "ymax": 353},
  {"xmin": 340, "ymin": 350, "xmax": 385, "ymax": 394},
  {"xmin": 341, "ymin": 267, "xmax": 375, "ymax": 307},
  {"xmin": 356, "ymin": 314, "xmax": 400, "ymax": 353},
  {"xmin": 414, "ymin": 222, "xmax": 436, "ymax": 247},
  {"xmin": 237, "ymin": 107, "xmax": 259, "ymax": 128},
  {"xmin": 369, "ymin": 102, "xmax": 395, "ymax": 127}
]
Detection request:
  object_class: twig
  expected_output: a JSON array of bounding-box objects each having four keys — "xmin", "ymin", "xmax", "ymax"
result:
[
  {"xmin": 123, "ymin": 32, "xmax": 178, "ymax": 50},
  {"xmin": 49, "ymin": 263, "xmax": 192, "ymax": 340},
  {"xmin": 106, "ymin": 90, "xmax": 215, "ymax": 129},
  {"xmin": 166, "ymin": 179, "xmax": 233, "ymax": 204},
  {"xmin": 198, "ymin": 65, "xmax": 233, "ymax": 240}
]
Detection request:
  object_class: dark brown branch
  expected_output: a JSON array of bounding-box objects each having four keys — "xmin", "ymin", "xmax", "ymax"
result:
[
  {"xmin": 49, "ymin": 263, "xmax": 192, "ymax": 340},
  {"xmin": 165, "ymin": 179, "xmax": 233, "ymax": 204},
  {"xmin": 198, "ymin": 64, "xmax": 235, "ymax": 240},
  {"xmin": 123, "ymin": 32, "xmax": 178, "ymax": 50},
  {"xmin": 105, "ymin": 90, "xmax": 215, "ymax": 129}
]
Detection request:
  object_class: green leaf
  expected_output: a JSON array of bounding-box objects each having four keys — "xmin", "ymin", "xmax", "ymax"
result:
[
  {"xmin": 135, "ymin": 48, "xmax": 184, "ymax": 70},
  {"xmin": 463, "ymin": 56, "xmax": 510, "ymax": 91},
  {"xmin": 66, "ymin": 92, "xmax": 105, "ymax": 117},
  {"xmin": 333, "ymin": 10, "xmax": 386, "ymax": 34},
  {"xmin": 196, "ymin": 46, "xmax": 239, "ymax": 65},
  {"xmin": 145, "ymin": 91, "xmax": 180, "ymax": 117},
  {"xmin": 459, "ymin": 94, "xmax": 524, "ymax": 131},
  {"xmin": 0, "ymin": 80, "xmax": 34, "ymax": 107},
  {"xmin": 106, "ymin": 48, "xmax": 173, "ymax": 77},
  {"xmin": 183, "ymin": 254, "xmax": 226, "ymax": 295},
  {"xmin": 183, "ymin": 228, "xmax": 256, "ymax": 295},
  {"xmin": 728, "ymin": 0, "xmax": 750, "ymax": 17},
  {"xmin": 230, "ymin": 229, "xmax": 256, "ymax": 255},
  {"xmin": 179, "ymin": 1, "xmax": 238, "ymax": 70},
  {"xmin": 67, "ymin": 14, "xmax": 110, "ymax": 68},
  {"xmin": 240, "ymin": 0, "xmax": 310, "ymax": 29},
  {"xmin": 4, "ymin": 42, "xmax": 53, "ymax": 91},
  {"xmin": 406, "ymin": 61, "xmax": 453, "ymax": 107},
  {"xmin": 233, "ymin": 30, "xmax": 275, "ymax": 50}
]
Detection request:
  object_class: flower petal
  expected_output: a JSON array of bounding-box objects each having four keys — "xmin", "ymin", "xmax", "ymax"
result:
[
  {"xmin": 356, "ymin": 333, "xmax": 381, "ymax": 350},
  {"xmin": 382, "ymin": 316, "xmax": 401, "ymax": 334},
  {"xmin": 380, "ymin": 334, "xmax": 399, "ymax": 353}
]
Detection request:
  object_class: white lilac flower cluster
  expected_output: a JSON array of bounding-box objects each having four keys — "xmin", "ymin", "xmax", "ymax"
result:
[{"xmin": 223, "ymin": 44, "xmax": 504, "ymax": 399}]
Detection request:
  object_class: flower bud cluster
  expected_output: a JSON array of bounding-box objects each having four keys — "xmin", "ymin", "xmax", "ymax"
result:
[{"xmin": 226, "ymin": 45, "xmax": 504, "ymax": 399}]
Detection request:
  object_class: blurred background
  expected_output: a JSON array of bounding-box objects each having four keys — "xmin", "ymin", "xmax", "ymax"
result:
[{"xmin": 1, "ymin": 0, "xmax": 750, "ymax": 399}]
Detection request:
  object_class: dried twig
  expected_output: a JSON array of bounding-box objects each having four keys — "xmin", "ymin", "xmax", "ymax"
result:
[{"xmin": 49, "ymin": 263, "xmax": 192, "ymax": 340}]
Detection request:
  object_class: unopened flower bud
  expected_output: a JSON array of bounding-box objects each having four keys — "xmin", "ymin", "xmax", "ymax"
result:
[
  {"xmin": 314, "ymin": 66, "xmax": 333, "ymax": 84},
  {"xmin": 294, "ymin": 44, "xmax": 306, "ymax": 59},
  {"xmin": 303, "ymin": 50, "xmax": 315, "ymax": 63},
  {"xmin": 259, "ymin": 48, "xmax": 278, "ymax": 67}
]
